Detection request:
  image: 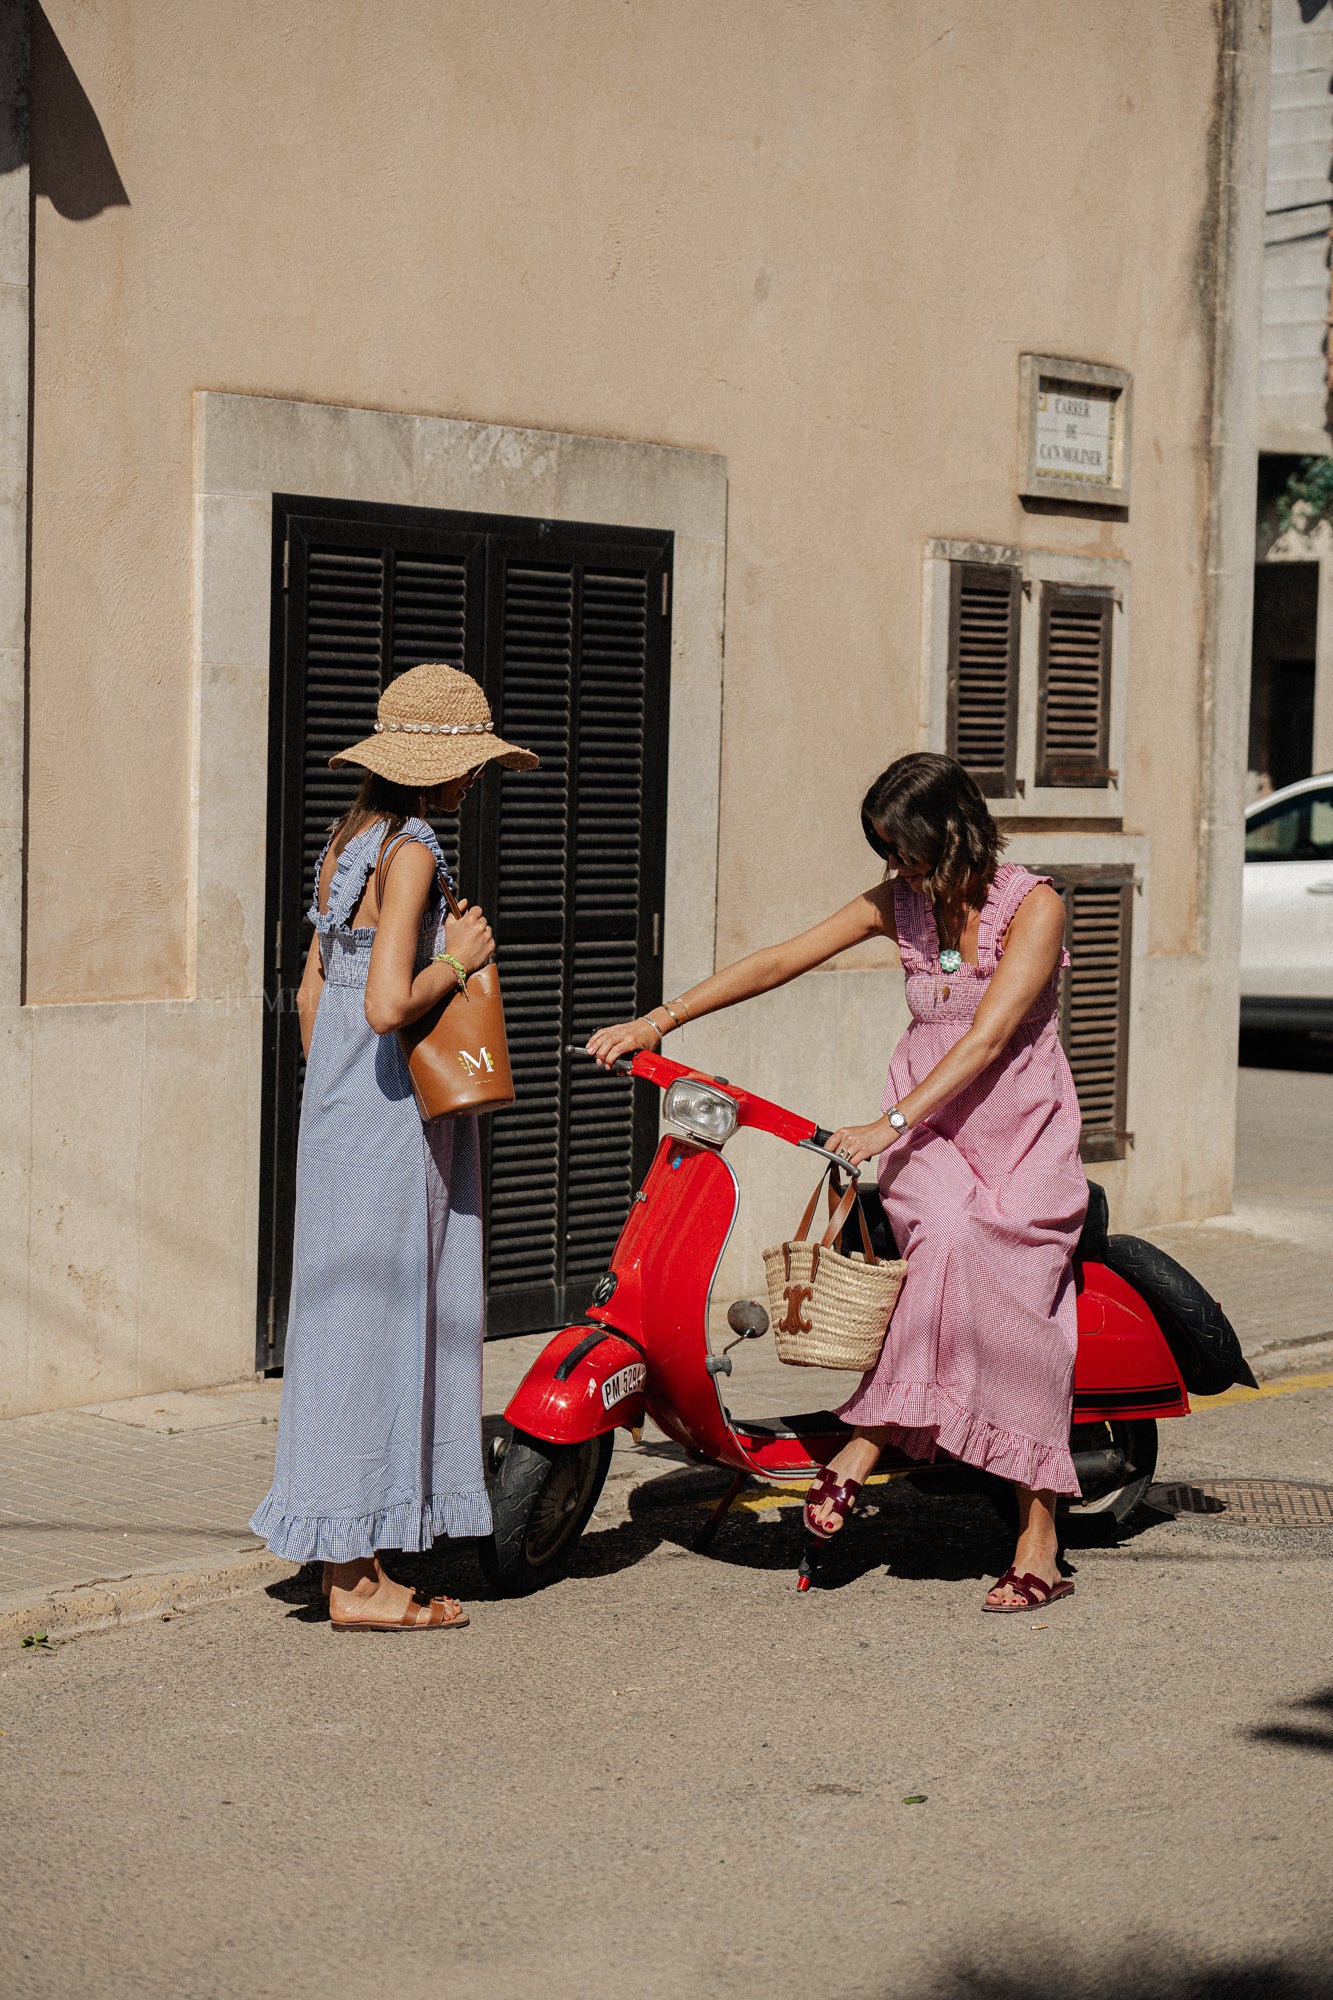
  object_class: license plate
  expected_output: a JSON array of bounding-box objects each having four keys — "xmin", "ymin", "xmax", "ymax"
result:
[{"xmin": 601, "ymin": 1363, "xmax": 647, "ymax": 1411}]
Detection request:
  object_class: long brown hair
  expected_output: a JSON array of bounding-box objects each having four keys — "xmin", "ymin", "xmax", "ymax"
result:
[
  {"xmin": 860, "ymin": 753, "xmax": 1005, "ymax": 910},
  {"xmin": 329, "ymin": 771, "xmax": 423, "ymax": 862}
]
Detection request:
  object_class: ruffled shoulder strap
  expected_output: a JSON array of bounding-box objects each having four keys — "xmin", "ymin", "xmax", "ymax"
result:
[
  {"xmin": 892, "ymin": 881, "xmax": 934, "ymax": 975},
  {"xmin": 979, "ymin": 863, "xmax": 1071, "ymax": 972},
  {"xmin": 309, "ymin": 816, "xmax": 456, "ymax": 934},
  {"xmin": 310, "ymin": 821, "xmax": 382, "ymax": 934}
]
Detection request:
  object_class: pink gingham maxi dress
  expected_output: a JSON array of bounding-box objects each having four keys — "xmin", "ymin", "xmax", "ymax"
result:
[{"xmin": 837, "ymin": 863, "xmax": 1087, "ymax": 1495}]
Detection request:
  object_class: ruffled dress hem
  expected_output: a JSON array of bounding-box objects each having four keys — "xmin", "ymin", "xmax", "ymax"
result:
[
  {"xmin": 836, "ymin": 1378, "xmax": 1081, "ymax": 1496},
  {"xmin": 250, "ymin": 1485, "xmax": 494, "ymax": 1565}
]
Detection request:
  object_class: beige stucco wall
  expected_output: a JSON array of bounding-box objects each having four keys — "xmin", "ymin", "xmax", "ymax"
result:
[
  {"xmin": 2, "ymin": 0, "xmax": 1269, "ymax": 1415},
  {"xmin": 30, "ymin": 0, "xmax": 1236, "ymax": 993}
]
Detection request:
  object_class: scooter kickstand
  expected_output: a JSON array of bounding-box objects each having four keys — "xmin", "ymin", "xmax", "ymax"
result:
[
  {"xmin": 796, "ymin": 1531, "xmax": 827, "ymax": 1593},
  {"xmin": 693, "ymin": 1471, "xmax": 749, "ymax": 1553}
]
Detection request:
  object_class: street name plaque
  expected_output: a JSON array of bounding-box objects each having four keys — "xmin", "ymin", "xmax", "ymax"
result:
[{"xmin": 1019, "ymin": 354, "xmax": 1131, "ymax": 508}]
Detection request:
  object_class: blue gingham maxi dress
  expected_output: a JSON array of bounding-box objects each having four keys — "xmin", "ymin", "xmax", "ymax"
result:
[{"xmin": 251, "ymin": 817, "xmax": 493, "ymax": 1563}]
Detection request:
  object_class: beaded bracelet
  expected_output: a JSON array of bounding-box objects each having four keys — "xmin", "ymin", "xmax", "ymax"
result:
[{"xmin": 433, "ymin": 949, "xmax": 469, "ymax": 993}]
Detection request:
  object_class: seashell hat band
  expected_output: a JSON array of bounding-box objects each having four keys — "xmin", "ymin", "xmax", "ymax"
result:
[{"xmin": 329, "ymin": 663, "xmax": 538, "ymax": 784}]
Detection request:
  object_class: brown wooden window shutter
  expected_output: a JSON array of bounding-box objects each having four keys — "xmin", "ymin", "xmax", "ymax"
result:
[
  {"xmin": 946, "ymin": 561, "xmax": 1020, "ymax": 797},
  {"xmin": 1036, "ymin": 585, "xmax": 1114, "ymax": 788},
  {"xmin": 1049, "ymin": 865, "xmax": 1134, "ymax": 1163}
]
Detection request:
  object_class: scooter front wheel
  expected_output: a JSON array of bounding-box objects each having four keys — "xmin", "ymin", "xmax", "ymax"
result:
[{"xmin": 480, "ymin": 1428, "xmax": 614, "ymax": 1596}]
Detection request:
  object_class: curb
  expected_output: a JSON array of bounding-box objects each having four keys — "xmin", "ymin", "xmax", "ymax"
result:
[
  {"xmin": 1249, "ymin": 1335, "xmax": 1333, "ymax": 1383},
  {"xmin": 0, "ymin": 1551, "xmax": 297, "ymax": 1647}
]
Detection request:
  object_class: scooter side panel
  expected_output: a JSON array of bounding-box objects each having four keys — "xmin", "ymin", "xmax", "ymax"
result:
[
  {"xmin": 1075, "ymin": 1262, "xmax": 1190, "ymax": 1421},
  {"xmin": 503, "ymin": 1325, "xmax": 647, "ymax": 1444},
  {"xmin": 595, "ymin": 1135, "xmax": 742, "ymax": 1463}
]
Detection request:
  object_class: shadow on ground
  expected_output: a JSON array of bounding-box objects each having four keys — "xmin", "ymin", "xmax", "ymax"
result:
[
  {"xmin": 262, "ymin": 1454, "xmax": 1171, "ymax": 1614},
  {"xmin": 903, "ymin": 1951, "xmax": 1333, "ymax": 2000},
  {"xmin": 625, "ymin": 1463, "xmax": 1161, "ymax": 1590},
  {"xmin": 1249, "ymin": 1681, "xmax": 1333, "ymax": 1757}
]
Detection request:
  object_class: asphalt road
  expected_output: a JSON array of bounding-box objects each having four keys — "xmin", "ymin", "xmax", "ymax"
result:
[
  {"xmin": 4, "ymin": 1043, "xmax": 1332, "ymax": 2000},
  {"xmin": 3, "ymin": 1372, "xmax": 1332, "ymax": 2000}
]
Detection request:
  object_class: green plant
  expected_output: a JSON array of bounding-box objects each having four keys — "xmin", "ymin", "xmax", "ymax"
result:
[{"xmin": 1277, "ymin": 456, "xmax": 1333, "ymax": 534}]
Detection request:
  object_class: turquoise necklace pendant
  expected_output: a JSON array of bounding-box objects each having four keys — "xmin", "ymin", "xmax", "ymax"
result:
[{"xmin": 939, "ymin": 946, "xmax": 962, "ymax": 975}]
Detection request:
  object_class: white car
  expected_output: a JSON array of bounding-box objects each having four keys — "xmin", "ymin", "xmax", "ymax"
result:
[{"xmin": 1241, "ymin": 771, "xmax": 1333, "ymax": 1031}]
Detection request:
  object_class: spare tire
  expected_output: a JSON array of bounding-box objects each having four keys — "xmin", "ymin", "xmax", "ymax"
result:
[{"xmin": 1101, "ymin": 1234, "xmax": 1258, "ymax": 1396}]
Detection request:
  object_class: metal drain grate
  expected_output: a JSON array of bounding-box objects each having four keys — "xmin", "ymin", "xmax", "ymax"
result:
[{"xmin": 1150, "ymin": 1479, "xmax": 1333, "ymax": 1527}]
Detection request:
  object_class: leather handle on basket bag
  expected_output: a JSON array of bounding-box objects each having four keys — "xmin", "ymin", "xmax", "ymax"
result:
[{"xmin": 784, "ymin": 1164, "xmax": 878, "ymax": 1283}]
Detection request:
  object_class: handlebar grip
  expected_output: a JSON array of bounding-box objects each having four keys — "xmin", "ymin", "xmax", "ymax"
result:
[
  {"xmin": 812, "ymin": 1125, "xmax": 832, "ymax": 1147},
  {"xmin": 566, "ymin": 1043, "xmax": 635, "ymax": 1077}
]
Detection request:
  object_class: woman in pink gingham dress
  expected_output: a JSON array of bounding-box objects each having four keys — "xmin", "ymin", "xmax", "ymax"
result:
[{"xmin": 588, "ymin": 752, "xmax": 1088, "ymax": 1612}]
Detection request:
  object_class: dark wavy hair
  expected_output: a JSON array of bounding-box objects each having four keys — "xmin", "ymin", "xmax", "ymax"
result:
[{"xmin": 860, "ymin": 753, "xmax": 1006, "ymax": 907}]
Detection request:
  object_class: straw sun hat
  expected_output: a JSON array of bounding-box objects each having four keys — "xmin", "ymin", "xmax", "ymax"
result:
[{"xmin": 329, "ymin": 663, "xmax": 539, "ymax": 786}]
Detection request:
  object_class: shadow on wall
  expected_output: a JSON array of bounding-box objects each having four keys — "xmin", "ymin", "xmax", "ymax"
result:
[
  {"xmin": 29, "ymin": 2, "xmax": 129, "ymax": 218},
  {"xmin": 1300, "ymin": 0, "xmax": 1332, "ymax": 20},
  {"xmin": 906, "ymin": 1954, "xmax": 1333, "ymax": 2000}
]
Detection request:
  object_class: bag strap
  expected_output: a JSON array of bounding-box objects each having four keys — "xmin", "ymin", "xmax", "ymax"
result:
[
  {"xmin": 794, "ymin": 1167, "xmax": 833, "ymax": 1243},
  {"xmin": 375, "ymin": 829, "xmax": 463, "ymax": 919},
  {"xmin": 792, "ymin": 1164, "xmax": 879, "ymax": 1267}
]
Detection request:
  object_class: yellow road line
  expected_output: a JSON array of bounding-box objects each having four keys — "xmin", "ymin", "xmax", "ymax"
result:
[
  {"xmin": 1192, "ymin": 1367, "xmax": 1333, "ymax": 1411},
  {"xmin": 698, "ymin": 1469, "xmax": 911, "ymax": 1515}
]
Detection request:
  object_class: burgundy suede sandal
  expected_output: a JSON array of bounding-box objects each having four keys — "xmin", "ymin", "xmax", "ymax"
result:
[
  {"xmin": 803, "ymin": 1466, "xmax": 865, "ymax": 1542},
  {"xmin": 982, "ymin": 1567, "xmax": 1075, "ymax": 1613}
]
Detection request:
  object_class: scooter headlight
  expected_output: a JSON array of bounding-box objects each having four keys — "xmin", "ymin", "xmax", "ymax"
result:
[{"xmin": 663, "ymin": 1078, "xmax": 738, "ymax": 1146}]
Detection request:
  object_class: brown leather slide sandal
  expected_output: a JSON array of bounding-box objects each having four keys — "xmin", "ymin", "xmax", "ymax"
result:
[
  {"xmin": 330, "ymin": 1593, "xmax": 469, "ymax": 1632},
  {"xmin": 981, "ymin": 1567, "xmax": 1075, "ymax": 1614}
]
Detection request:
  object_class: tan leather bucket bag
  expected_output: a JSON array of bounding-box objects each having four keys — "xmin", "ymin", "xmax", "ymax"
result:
[{"xmin": 375, "ymin": 832, "xmax": 515, "ymax": 1121}]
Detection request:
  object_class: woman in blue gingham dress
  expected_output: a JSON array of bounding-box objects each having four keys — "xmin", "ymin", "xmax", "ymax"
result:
[{"xmin": 252, "ymin": 664, "xmax": 537, "ymax": 1632}]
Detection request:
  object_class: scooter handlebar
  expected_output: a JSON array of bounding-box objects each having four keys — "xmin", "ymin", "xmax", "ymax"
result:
[
  {"xmin": 566, "ymin": 1043, "xmax": 635, "ymax": 1078},
  {"xmin": 568, "ymin": 1045, "xmax": 858, "ymax": 1168}
]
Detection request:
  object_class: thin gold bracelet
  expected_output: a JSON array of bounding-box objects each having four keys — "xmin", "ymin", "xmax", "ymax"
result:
[{"xmin": 661, "ymin": 999, "xmax": 686, "ymax": 1030}]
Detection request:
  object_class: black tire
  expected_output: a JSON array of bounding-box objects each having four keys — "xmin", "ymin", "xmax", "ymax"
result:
[
  {"xmin": 1103, "ymin": 1234, "xmax": 1257, "ymax": 1395},
  {"xmin": 479, "ymin": 1429, "xmax": 613, "ymax": 1596},
  {"xmin": 985, "ymin": 1417, "xmax": 1159, "ymax": 1531}
]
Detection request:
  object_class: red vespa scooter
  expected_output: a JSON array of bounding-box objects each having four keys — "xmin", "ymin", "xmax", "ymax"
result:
[{"xmin": 482, "ymin": 1051, "xmax": 1252, "ymax": 1595}]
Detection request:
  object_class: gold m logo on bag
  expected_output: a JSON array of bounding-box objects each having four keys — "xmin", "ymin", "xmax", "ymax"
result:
[
  {"xmin": 779, "ymin": 1283, "xmax": 813, "ymax": 1336},
  {"xmin": 457, "ymin": 1047, "xmax": 496, "ymax": 1078}
]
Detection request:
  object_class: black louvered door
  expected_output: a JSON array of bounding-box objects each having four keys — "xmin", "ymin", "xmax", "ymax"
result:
[
  {"xmin": 259, "ymin": 498, "xmax": 671, "ymax": 1366},
  {"xmin": 475, "ymin": 543, "xmax": 668, "ymax": 1334}
]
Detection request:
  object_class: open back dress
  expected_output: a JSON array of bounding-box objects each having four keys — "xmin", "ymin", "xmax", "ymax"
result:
[
  {"xmin": 837, "ymin": 862, "xmax": 1088, "ymax": 1496},
  {"xmin": 251, "ymin": 816, "xmax": 493, "ymax": 1563}
]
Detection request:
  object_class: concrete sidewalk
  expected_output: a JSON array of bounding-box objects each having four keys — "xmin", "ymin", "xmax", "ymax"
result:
[{"xmin": 2, "ymin": 1063, "xmax": 1329, "ymax": 1642}]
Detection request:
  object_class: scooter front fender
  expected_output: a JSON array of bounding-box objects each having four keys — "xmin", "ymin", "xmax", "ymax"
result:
[{"xmin": 503, "ymin": 1324, "xmax": 647, "ymax": 1446}]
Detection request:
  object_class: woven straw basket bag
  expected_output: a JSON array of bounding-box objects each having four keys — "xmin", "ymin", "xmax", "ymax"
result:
[{"xmin": 762, "ymin": 1166, "xmax": 906, "ymax": 1372}]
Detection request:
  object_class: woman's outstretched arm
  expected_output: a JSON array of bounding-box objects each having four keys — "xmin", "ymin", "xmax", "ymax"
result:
[
  {"xmin": 586, "ymin": 881, "xmax": 897, "ymax": 1067},
  {"xmin": 828, "ymin": 883, "xmax": 1067, "ymax": 1167}
]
